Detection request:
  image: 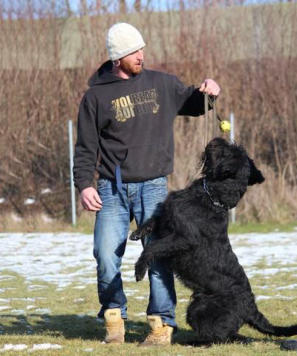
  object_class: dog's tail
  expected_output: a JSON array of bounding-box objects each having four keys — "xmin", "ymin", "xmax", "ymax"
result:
[{"xmin": 248, "ymin": 308, "xmax": 297, "ymax": 336}]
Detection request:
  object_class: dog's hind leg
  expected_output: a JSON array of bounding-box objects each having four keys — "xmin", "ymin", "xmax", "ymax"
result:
[{"xmin": 186, "ymin": 295, "xmax": 243, "ymax": 344}]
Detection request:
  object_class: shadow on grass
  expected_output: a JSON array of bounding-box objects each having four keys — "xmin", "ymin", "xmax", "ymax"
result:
[
  {"xmin": 0, "ymin": 313, "xmax": 193, "ymax": 344},
  {"xmin": 1, "ymin": 313, "xmax": 293, "ymax": 350}
]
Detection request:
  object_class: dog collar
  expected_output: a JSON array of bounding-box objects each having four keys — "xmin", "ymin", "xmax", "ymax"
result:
[{"xmin": 203, "ymin": 178, "xmax": 229, "ymax": 210}]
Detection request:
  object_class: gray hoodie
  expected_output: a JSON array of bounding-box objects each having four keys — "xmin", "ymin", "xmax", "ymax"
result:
[{"xmin": 73, "ymin": 61, "xmax": 206, "ymax": 192}]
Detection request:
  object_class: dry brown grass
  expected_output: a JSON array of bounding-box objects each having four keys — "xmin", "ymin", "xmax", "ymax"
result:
[{"xmin": 0, "ymin": 0, "xmax": 296, "ymax": 223}]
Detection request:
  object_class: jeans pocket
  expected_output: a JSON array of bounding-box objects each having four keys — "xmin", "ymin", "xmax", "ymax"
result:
[
  {"xmin": 149, "ymin": 176, "xmax": 168, "ymax": 185},
  {"xmin": 97, "ymin": 178, "xmax": 110, "ymax": 190}
]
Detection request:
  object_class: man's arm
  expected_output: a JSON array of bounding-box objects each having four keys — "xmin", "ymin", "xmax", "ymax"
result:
[
  {"xmin": 73, "ymin": 93, "xmax": 102, "ymax": 211},
  {"xmin": 175, "ymin": 77, "xmax": 220, "ymax": 116}
]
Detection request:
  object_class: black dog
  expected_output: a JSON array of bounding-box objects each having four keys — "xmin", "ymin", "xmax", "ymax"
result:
[{"xmin": 130, "ymin": 137, "xmax": 297, "ymax": 344}]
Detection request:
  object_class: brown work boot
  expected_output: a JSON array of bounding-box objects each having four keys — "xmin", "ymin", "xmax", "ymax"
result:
[
  {"xmin": 140, "ymin": 315, "xmax": 173, "ymax": 346},
  {"xmin": 103, "ymin": 308, "xmax": 125, "ymax": 344}
]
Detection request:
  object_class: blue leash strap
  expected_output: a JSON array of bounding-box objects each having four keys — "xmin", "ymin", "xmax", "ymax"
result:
[{"xmin": 115, "ymin": 165, "xmax": 123, "ymax": 192}]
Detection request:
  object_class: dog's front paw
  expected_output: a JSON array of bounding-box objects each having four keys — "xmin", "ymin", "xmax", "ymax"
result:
[
  {"xmin": 135, "ymin": 260, "xmax": 148, "ymax": 282},
  {"xmin": 129, "ymin": 230, "xmax": 141, "ymax": 241}
]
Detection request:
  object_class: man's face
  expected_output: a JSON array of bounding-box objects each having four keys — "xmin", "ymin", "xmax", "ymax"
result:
[{"xmin": 119, "ymin": 49, "xmax": 144, "ymax": 75}]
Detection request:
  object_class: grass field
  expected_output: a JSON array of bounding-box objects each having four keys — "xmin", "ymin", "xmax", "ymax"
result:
[{"xmin": 0, "ymin": 231, "xmax": 297, "ymax": 355}]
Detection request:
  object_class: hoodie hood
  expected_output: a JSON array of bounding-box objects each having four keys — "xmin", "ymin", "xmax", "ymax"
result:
[{"xmin": 88, "ymin": 60, "xmax": 123, "ymax": 87}]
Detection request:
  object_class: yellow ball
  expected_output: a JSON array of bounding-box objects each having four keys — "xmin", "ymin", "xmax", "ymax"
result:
[{"xmin": 220, "ymin": 120, "xmax": 231, "ymax": 133}]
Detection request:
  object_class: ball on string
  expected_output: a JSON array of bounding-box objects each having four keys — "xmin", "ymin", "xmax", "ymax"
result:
[{"xmin": 220, "ymin": 120, "xmax": 231, "ymax": 133}]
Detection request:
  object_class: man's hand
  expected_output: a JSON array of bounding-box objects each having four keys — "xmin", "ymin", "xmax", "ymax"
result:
[
  {"xmin": 80, "ymin": 187, "xmax": 102, "ymax": 211},
  {"xmin": 199, "ymin": 79, "xmax": 220, "ymax": 96}
]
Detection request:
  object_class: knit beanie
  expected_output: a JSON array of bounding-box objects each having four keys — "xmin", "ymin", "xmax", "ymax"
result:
[{"xmin": 106, "ymin": 23, "xmax": 145, "ymax": 61}]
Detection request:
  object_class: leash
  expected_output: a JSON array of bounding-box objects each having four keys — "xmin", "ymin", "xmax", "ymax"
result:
[
  {"xmin": 206, "ymin": 94, "xmax": 223, "ymax": 122},
  {"xmin": 203, "ymin": 93, "xmax": 230, "ymax": 147},
  {"xmin": 204, "ymin": 94, "xmax": 220, "ymax": 147},
  {"xmin": 204, "ymin": 93, "xmax": 209, "ymax": 148}
]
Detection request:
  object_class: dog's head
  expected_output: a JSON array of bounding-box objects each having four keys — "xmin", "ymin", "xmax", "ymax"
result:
[{"xmin": 201, "ymin": 137, "xmax": 265, "ymax": 186}]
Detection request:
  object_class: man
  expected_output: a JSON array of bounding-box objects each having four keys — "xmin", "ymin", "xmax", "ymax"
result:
[{"xmin": 73, "ymin": 22, "xmax": 220, "ymax": 346}]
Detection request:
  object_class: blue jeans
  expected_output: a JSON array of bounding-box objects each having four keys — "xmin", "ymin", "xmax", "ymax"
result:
[{"xmin": 93, "ymin": 176, "xmax": 177, "ymax": 328}]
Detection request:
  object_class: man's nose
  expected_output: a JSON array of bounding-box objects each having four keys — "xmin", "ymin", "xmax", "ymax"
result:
[{"xmin": 137, "ymin": 49, "xmax": 144, "ymax": 61}]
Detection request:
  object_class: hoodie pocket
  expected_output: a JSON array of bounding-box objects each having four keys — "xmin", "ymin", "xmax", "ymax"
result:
[{"xmin": 121, "ymin": 144, "xmax": 171, "ymax": 179}]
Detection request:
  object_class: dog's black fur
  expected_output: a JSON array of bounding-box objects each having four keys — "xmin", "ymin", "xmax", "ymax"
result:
[{"xmin": 130, "ymin": 137, "xmax": 297, "ymax": 343}]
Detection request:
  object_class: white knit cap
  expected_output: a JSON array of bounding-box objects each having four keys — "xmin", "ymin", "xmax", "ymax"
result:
[{"xmin": 106, "ymin": 23, "xmax": 145, "ymax": 61}]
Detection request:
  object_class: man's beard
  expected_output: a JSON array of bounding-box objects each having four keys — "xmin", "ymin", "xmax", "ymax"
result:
[{"xmin": 120, "ymin": 59, "xmax": 143, "ymax": 75}]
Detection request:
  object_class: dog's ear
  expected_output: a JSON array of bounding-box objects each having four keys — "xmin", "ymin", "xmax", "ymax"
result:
[{"xmin": 248, "ymin": 158, "xmax": 265, "ymax": 185}]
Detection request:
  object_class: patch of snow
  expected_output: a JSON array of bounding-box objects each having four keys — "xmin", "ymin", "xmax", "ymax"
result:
[
  {"xmin": 10, "ymin": 309, "xmax": 25, "ymax": 315},
  {"xmin": 27, "ymin": 285, "xmax": 48, "ymax": 291},
  {"xmin": 24, "ymin": 198, "xmax": 35, "ymax": 205},
  {"xmin": 0, "ymin": 298, "xmax": 10, "ymax": 303},
  {"xmin": 134, "ymin": 312, "xmax": 146, "ymax": 316},
  {"xmin": 256, "ymin": 296, "xmax": 272, "ymax": 301},
  {"xmin": 276, "ymin": 283, "xmax": 297, "ymax": 290},
  {"xmin": 11, "ymin": 297, "xmax": 36, "ymax": 302},
  {"xmin": 230, "ymin": 232, "xmax": 297, "ymax": 269},
  {"xmin": 0, "ymin": 232, "xmax": 296, "ymax": 292},
  {"xmin": 26, "ymin": 305, "xmax": 36, "ymax": 310},
  {"xmin": 256, "ymin": 295, "xmax": 294, "ymax": 301},
  {"xmin": 30, "ymin": 343, "xmax": 62, "ymax": 351},
  {"xmin": 277, "ymin": 295, "xmax": 293, "ymax": 300},
  {"xmin": 0, "ymin": 306, "xmax": 11, "ymax": 311},
  {"xmin": 73, "ymin": 298, "xmax": 84, "ymax": 303},
  {"xmin": 41, "ymin": 188, "xmax": 52, "ymax": 195},
  {"xmin": 125, "ymin": 288, "xmax": 138, "ymax": 296},
  {"xmin": 255, "ymin": 285, "xmax": 271, "ymax": 290},
  {"xmin": 35, "ymin": 308, "xmax": 51, "ymax": 314},
  {"xmin": 72, "ymin": 286, "xmax": 86, "ymax": 289},
  {"xmin": 122, "ymin": 270, "xmax": 135, "ymax": 278},
  {"xmin": 0, "ymin": 275, "xmax": 16, "ymax": 281},
  {"xmin": 0, "ymin": 233, "xmax": 96, "ymax": 288},
  {"xmin": 248, "ymin": 267, "xmax": 297, "ymax": 278},
  {"xmin": 0, "ymin": 288, "xmax": 16, "ymax": 293},
  {"xmin": 0, "ymin": 344, "xmax": 28, "ymax": 352}
]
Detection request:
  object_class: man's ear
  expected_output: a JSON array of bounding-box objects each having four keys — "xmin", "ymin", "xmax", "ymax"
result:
[{"xmin": 248, "ymin": 158, "xmax": 265, "ymax": 185}]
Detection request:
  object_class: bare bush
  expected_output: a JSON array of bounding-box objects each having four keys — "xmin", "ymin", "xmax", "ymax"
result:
[{"xmin": 0, "ymin": 0, "xmax": 296, "ymax": 223}]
